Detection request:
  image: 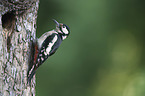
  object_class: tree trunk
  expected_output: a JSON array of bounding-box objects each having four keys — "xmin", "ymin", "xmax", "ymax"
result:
[{"xmin": 0, "ymin": 0, "xmax": 39, "ymax": 95}]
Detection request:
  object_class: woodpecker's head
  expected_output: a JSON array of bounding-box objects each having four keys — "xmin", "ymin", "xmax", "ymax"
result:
[{"xmin": 53, "ymin": 19, "xmax": 70, "ymax": 40}]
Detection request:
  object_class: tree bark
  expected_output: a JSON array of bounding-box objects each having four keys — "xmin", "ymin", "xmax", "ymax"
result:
[{"xmin": 0, "ymin": 0, "xmax": 39, "ymax": 95}]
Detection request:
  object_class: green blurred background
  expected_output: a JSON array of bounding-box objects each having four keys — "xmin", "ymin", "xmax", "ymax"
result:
[{"xmin": 36, "ymin": 0, "xmax": 145, "ymax": 96}]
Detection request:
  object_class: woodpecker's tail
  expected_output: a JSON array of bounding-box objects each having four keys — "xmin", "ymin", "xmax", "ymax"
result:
[{"xmin": 27, "ymin": 65, "xmax": 37, "ymax": 84}]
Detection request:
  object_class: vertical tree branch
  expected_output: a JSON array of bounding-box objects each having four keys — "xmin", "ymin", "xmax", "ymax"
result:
[{"xmin": 0, "ymin": 0, "xmax": 39, "ymax": 95}]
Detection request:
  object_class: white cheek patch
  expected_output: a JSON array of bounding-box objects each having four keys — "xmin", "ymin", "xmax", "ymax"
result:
[
  {"xmin": 62, "ymin": 28, "xmax": 69, "ymax": 34},
  {"xmin": 46, "ymin": 35, "xmax": 58, "ymax": 55}
]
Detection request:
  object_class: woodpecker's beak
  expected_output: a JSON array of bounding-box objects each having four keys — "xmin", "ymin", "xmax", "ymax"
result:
[{"xmin": 53, "ymin": 19, "xmax": 60, "ymax": 27}]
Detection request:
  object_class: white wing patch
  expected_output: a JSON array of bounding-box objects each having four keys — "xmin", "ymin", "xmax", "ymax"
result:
[
  {"xmin": 46, "ymin": 35, "xmax": 58, "ymax": 55},
  {"xmin": 38, "ymin": 30, "xmax": 57, "ymax": 48}
]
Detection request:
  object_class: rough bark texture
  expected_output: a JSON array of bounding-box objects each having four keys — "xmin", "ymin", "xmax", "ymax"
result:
[{"xmin": 0, "ymin": 0, "xmax": 39, "ymax": 95}]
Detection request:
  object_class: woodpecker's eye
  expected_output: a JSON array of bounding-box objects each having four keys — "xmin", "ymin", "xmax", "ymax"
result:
[
  {"xmin": 63, "ymin": 24, "xmax": 70, "ymax": 32},
  {"xmin": 63, "ymin": 25, "xmax": 66, "ymax": 28}
]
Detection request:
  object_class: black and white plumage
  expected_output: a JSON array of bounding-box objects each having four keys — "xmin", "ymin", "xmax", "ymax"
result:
[{"xmin": 27, "ymin": 20, "xmax": 70, "ymax": 82}]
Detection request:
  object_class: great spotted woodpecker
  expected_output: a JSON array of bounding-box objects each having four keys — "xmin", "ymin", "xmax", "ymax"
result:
[{"xmin": 27, "ymin": 19, "xmax": 70, "ymax": 82}]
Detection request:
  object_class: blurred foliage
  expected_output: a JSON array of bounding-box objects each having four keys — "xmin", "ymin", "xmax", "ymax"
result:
[{"xmin": 36, "ymin": 0, "xmax": 145, "ymax": 96}]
